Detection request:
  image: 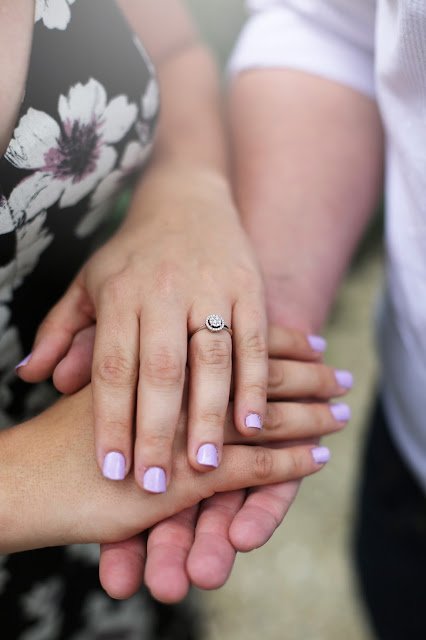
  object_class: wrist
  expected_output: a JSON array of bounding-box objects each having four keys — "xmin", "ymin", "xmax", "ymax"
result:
[
  {"xmin": 264, "ymin": 272, "xmax": 331, "ymax": 334},
  {"xmin": 0, "ymin": 388, "xmax": 95, "ymax": 553},
  {"xmin": 124, "ymin": 161, "xmax": 236, "ymax": 229}
]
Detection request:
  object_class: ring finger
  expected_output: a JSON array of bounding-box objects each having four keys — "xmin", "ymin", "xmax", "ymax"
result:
[{"xmin": 187, "ymin": 310, "xmax": 233, "ymax": 471}]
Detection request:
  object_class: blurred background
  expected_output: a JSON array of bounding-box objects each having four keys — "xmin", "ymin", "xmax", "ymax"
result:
[{"xmin": 183, "ymin": 1, "xmax": 383, "ymax": 639}]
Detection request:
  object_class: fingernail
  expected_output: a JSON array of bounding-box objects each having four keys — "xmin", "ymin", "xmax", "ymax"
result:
[
  {"xmin": 197, "ymin": 443, "xmax": 218, "ymax": 467},
  {"xmin": 143, "ymin": 467, "xmax": 166, "ymax": 493},
  {"xmin": 334, "ymin": 370, "xmax": 354, "ymax": 389},
  {"xmin": 103, "ymin": 452, "xmax": 126, "ymax": 480},
  {"xmin": 308, "ymin": 335, "xmax": 327, "ymax": 352},
  {"xmin": 245, "ymin": 413, "xmax": 262, "ymax": 429},
  {"xmin": 16, "ymin": 353, "xmax": 32, "ymax": 370},
  {"xmin": 311, "ymin": 446, "xmax": 330, "ymax": 464},
  {"xmin": 330, "ymin": 403, "xmax": 351, "ymax": 422}
]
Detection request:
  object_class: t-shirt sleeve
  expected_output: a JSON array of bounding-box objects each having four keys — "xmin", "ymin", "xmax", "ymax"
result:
[{"xmin": 228, "ymin": 0, "xmax": 377, "ymax": 98}]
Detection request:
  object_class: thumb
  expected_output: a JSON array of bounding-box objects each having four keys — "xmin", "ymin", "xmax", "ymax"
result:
[{"xmin": 16, "ymin": 277, "xmax": 94, "ymax": 382}]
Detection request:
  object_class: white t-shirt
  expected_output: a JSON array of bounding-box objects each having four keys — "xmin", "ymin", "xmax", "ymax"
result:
[{"xmin": 229, "ymin": 0, "xmax": 426, "ymax": 492}]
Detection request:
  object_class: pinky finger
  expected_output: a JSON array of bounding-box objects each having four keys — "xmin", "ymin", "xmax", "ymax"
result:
[
  {"xmin": 268, "ymin": 325, "xmax": 327, "ymax": 361},
  {"xmin": 200, "ymin": 443, "xmax": 330, "ymax": 497}
]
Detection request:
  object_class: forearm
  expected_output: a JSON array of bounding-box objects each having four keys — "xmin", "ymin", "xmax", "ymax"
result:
[
  {"xmin": 0, "ymin": 387, "xmax": 96, "ymax": 553},
  {"xmin": 229, "ymin": 69, "xmax": 384, "ymax": 332}
]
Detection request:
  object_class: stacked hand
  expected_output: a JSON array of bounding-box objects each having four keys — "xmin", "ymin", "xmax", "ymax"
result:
[
  {"xmin": 16, "ymin": 167, "xmax": 352, "ymax": 600},
  {"xmin": 19, "ymin": 321, "xmax": 351, "ymax": 600}
]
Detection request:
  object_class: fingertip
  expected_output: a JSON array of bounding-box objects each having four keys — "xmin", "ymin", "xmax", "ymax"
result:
[
  {"xmin": 307, "ymin": 334, "xmax": 327, "ymax": 354},
  {"xmin": 142, "ymin": 467, "xmax": 167, "ymax": 493},
  {"xmin": 187, "ymin": 537, "xmax": 235, "ymax": 591},
  {"xmin": 229, "ymin": 511, "xmax": 275, "ymax": 552},
  {"xmin": 330, "ymin": 402, "xmax": 351, "ymax": 423},
  {"xmin": 245, "ymin": 413, "xmax": 262, "ymax": 430},
  {"xmin": 311, "ymin": 446, "xmax": 331, "ymax": 465},
  {"xmin": 15, "ymin": 352, "xmax": 32, "ymax": 372},
  {"xmin": 102, "ymin": 451, "xmax": 127, "ymax": 481},
  {"xmin": 196, "ymin": 443, "xmax": 219, "ymax": 468},
  {"xmin": 147, "ymin": 573, "xmax": 190, "ymax": 604},
  {"xmin": 99, "ymin": 547, "xmax": 144, "ymax": 600}
]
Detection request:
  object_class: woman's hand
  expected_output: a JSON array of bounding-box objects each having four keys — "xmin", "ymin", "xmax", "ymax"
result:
[
  {"xmin": 16, "ymin": 164, "xmax": 269, "ymax": 492},
  {"xmin": 0, "ymin": 371, "xmax": 341, "ymax": 556}
]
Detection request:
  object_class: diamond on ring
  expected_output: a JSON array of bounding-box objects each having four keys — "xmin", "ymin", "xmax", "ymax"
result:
[
  {"xmin": 205, "ymin": 314, "xmax": 225, "ymax": 332},
  {"xmin": 189, "ymin": 314, "xmax": 233, "ymax": 339}
]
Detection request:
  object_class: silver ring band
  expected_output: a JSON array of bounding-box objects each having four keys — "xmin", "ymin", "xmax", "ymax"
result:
[{"xmin": 190, "ymin": 314, "xmax": 233, "ymax": 338}]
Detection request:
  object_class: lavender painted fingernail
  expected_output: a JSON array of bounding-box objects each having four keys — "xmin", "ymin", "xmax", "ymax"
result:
[
  {"xmin": 103, "ymin": 452, "xmax": 126, "ymax": 480},
  {"xmin": 308, "ymin": 335, "xmax": 327, "ymax": 353},
  {"xmin": 16, "ymin": 353, "xmax": 32, "ymax": 370},
  {"xmin": 143, "ymin": 467, "xmax": 166, "ymax": 493},
  {"xmin": 245, "ymin": 413, "xmax": 262, "ymax": 429},
  {"xmin": 330, "ymin": 403, "xmax": 351, "ymax": 422},
  {"xmin": 334, "ymin": 370, "xmax": 354, "ymax": 389},
  {"xmin": 197, "ymin": 443, "xmax": 218, "ymax": 467},
  {"xmin": 311, "ymin": 446, "xmax": 331, "ymax": 464}
]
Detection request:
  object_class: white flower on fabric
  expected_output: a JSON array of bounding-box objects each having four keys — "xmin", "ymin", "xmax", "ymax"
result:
[
  {"xmin": 14, "ymin": 212, "xmax": 53, "ymax": 290},
  {"xmin": 73, "ymin": 591, "xmax": 153, "ymax": 640},
  {"xmin": 0, "ymin": 194, "xmax": 52, "ymax": 302},
  {"xmin": 142, "ymin": 78, "xmax": 160, "ymax": 120},
  {"xmin": 75, "ymin": 139, "xmax": 152, "ymax": 237},
  {"xmin": 6, "ymin": 79, "xmax": 138, "ymax": 220},
  {"xmin": 35, "ymin": 0, "xmax": 76, "ymax": 31},
  {"xmin": 0, "ymin": 305, "xmax": 22, "ymax": 414},
  {"xmin": 20, "ymin": 577, "xmax": 64, "ymax": 640}
]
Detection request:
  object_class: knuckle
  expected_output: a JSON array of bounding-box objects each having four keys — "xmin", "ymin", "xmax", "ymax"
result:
[
  {"xmin": 310, "ymin": 366, "xmax": 325, "ymax": 391},
  {"xmin": 154, "ymin": 261, "xmax": 181, "ymax": 299},
  {"xmin": 102, "ymin": 273, "xmax": 127, "ymax": 302},
  {"xmin": 265, "ymin": 403, "xmax": 286, "ymax": 433},
  {"xmin": 239, "ymin": 331, "xmax": 267, "ymax": 361},
  {"xmin": 268, "ymin": 361, "xmax": 286, "ymax": 392},
  {"xmin": 195, "ymin": 339, "xmax": 231, "ymax": 370},
  {"xmin": 96, "ymin": 353, "xmax": 137, "ymax": 387},
  {"xmin": 142, "ymin": 350, "xmax": 184, "ymax": 387},
  {"xmin": 142, "ymin": 431, "xmax": 174, "ymax": 452},
  {"xmin": 243, "ymin": 379, "xmax": 267, "ymax": 400},
  {"xmin": 100, "ymin": 416, "xmax": 131, "ymax": 438},
  {"xmin": 253, "ymin": 447, "xmax": 273, "ymax": 480},
  {"xmin": 199, "ymin": 410, "xmax": 225, "ymax": 428},
  {"xmin": 286, "ymin": 448, "xmax": 304, "ymax": 478},
  {"xmin": 235, "ymin": 264, "xmax": 263, "ymax": 294}
]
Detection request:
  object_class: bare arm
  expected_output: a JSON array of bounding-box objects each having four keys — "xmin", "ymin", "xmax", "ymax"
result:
[{"xmin": 229, "ymin": 69, "xmax": 384, "ymax": 330}]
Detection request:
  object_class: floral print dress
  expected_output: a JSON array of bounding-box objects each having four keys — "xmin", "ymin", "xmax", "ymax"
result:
[{"xmin": 0, "ymin": 1, "xmax": 198, "ymax": 638}]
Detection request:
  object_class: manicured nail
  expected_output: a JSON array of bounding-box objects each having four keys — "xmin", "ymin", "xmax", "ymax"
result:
[
  {"xmin": 143, "ymin": 467, "xmax": 166, "ymax": 493},
  {"xmin": 16, "ymin": 353, "xmax": 32, "ymax": 370},
  {"xmin": 311, "ymin": 446, "xmax": 331, "ymax": 464},
  {"xmin": 330, "ymin": 403, "xmax": 351, "ymax": 422},
  {"xmin": 308, "ymin": 335, "xmax": 327, "ymax": 353},
  {"xmin": 334, "ymin": 370, "xmax": 354, "ymax": 389},
  {"xmin": 245, "ymin": 413, "xmax": 262, "ymax": 429},
  {"xmin": 197, "ymin": 443, "xmax": 218, "ymax": 467},
  {"xmin": 103, "ymin": 452, "xmax": 126, "ymax": 480}
]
